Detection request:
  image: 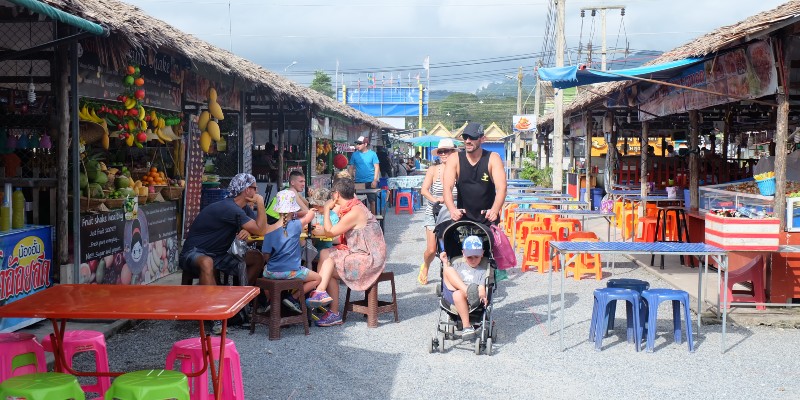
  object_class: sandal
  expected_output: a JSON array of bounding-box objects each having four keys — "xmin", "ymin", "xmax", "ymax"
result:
[{"xmin": 417, "ymin": 263, "xmax": 429, "ymax": 285}]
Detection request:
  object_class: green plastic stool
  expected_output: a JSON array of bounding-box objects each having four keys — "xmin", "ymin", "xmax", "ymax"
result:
[
  {"xmin": 0, "ymin": 372, "xmax": 85, "ymax": 400},
  {"xmin": 104, "ymin": 369, "xmax": 189, "ymax": 400}
]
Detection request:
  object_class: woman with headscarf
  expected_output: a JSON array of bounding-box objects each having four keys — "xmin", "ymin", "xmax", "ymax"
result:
[{"xmin": 178, "ymin": 173, "xmax": 271, "ymax": 334}]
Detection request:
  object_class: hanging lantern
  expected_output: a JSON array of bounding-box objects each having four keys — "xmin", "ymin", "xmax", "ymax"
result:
[
  {"xmin": 17, "ymin": 134, "xmax": 29, "ymax": 149},
  {"xmin": 6, "ymin": 134, "xmax": 17, "ymax": 150},
  {"xmin": 27, "ymin": 78, "xmax": 36, "ymax": 104}
]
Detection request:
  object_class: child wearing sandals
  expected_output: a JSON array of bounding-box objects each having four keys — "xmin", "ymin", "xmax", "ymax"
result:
[
  {"xmin": 261, "ymin": 190, "xmax": 322, "ymax": 313},
  {"xmin": 439, "ymin": 235, "xmax": 488, "ymax": 340}
]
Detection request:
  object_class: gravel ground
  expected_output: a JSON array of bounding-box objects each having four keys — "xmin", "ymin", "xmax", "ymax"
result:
[{"xmin": 81, "ymin": 210, "xmax": 800, "ymax": 399}]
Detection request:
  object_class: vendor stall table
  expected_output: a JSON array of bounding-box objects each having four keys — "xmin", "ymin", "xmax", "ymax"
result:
[
  {"xmin": 547, "ymin": 241, "xmax": 728, "ymax": 352},
  {"xmin": 0, "ymin": 284, "xmax": 258, "ymax": 400}
]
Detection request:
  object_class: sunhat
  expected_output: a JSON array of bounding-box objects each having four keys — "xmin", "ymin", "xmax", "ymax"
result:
[
  {"xmin": 274, "ymin": 190, "xmax": 301, "ymax": 213},
  {"xmin": 308, "ymin": 188, "xmax": 331, "ymax": 206},
  {"xmin": 462, "ymin": 235, "xmax": 484, "ymax": 257},
  {"xmin": 435, "ymin": 138, "xmax": 457, "ymax": 155}
]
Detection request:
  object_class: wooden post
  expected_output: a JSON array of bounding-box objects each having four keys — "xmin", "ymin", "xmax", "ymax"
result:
[
  {"xmin": 689, "ymin": 110, "xmax": 699, "ymax": 211},
  {"xmin": 603, "ymin": 111, "xmax": 616, "ymax": 192},
  {"xmin": 775, "ymin": 93, "xmax": 789, "ymax": 231},
  {"xmin": 640, "ymin": 121, "xmax": 649, "ymax": 217},
  {"xmin": 56, "ymin": 46, "xmax": 69, "ymax": 265},
  {"xmin": 277, "ymin": 102, "xmax": 285, "ymax": 189},
  {"xmin": 723, "ymin": 108, "xmax": 733, "ymax": 182},
  {"xmin": 584, "ymin": 113, "xmax": 592, "ymax": 204}
]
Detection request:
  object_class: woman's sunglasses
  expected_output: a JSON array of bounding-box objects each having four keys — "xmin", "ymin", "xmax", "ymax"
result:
[{"xmin": 437, "ymin": 149, "xmax": 455, "ymax": 155}]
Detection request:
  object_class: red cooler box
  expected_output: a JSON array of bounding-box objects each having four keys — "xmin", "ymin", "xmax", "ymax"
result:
[{"xmin": 704, "ymin": 212, "xmax": 780, "ymax": 251}]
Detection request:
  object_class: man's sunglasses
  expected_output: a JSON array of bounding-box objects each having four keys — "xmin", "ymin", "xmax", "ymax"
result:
[{"xmin": 461, "ymin": 135, "xmax": 480, "ymax": 141}]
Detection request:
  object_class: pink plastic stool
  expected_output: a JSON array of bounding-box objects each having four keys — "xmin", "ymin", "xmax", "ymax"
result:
[
  {"xmin": 394, "ymin": 192, "xmax": 413, "ymax": 215},
  {"xmin": 41, "ymin": 329, "xmax": 111, "ymax": 396},
  {"xmin": 0, "ymin": 332, "xmax": 46, "ymax": 382},
  {"xmin": 165, "ymin": 337, "xmax": 244, "ymax": 400}
]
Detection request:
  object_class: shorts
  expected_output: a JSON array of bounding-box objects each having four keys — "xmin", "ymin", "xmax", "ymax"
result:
[
  {"xmin": 263, "ymin": 267, "xmax": 310, "ymax": 280},
  {"xmin": 180, "ymin": 247, "xmax": 238, "ymax": 275},
  {"xmin": 423, "ymin": 213, "xmax": 435, "ymax": 230}
]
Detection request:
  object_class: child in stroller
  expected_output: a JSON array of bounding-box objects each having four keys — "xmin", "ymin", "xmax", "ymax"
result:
[
  {"xmin": 440, "ymin": 235, "xmax": 488, "ymax": 340},
  {"xmin": 430, "ymin": 219, "xmax": 497, "ymax": 355}
]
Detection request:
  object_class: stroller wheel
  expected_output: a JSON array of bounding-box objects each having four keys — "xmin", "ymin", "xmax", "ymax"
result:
[
  {"xmin": 440, "ymin": 333, "xmax": 447, "ymax": 352},
  {"xmin": 485, "ymin": 338, "xmax": 493, "ymax": 356},
  {"xmin": 429, "ymin": 337, "xmax": 438, "ymax": 353},
  {"xmin": 474, "ymin": 338, "xmax": 482, "ymax": 355}
]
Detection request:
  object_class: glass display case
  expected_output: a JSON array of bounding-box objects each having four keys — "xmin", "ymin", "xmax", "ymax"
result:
[{"xmin": 699, "ymin": 183, "xmax": 775, "ymax": 214}]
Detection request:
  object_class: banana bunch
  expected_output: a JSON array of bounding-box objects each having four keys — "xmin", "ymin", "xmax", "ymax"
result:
[
  {"xmin": 316, "ymin": 141, "xmax": 332, "ymax": 156},
  {"xmin": 148, "ymin": 110, "xmax": 173, "ymax": 144},
  {"xmin": 754, "ymin": 171, "xmax": 775, "ymax": 181},
  {"xmin": 79, "ymin": 105, "xmax": 104, "ymax": 123}
]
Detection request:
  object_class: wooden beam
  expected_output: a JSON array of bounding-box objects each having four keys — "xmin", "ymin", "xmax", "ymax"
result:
[
  {"xmin": 689, "ymin": 110, "xmax": 699, "ymax": 211},
  {"xmin": 775, "ymin": 93, "xmax": 788, "ymax": 230}
]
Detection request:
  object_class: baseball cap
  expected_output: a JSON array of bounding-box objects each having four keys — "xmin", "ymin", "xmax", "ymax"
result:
[
  {"xmin": 461, "ymin": 122, "xmax": 484, "ymax": 140},
  {"xmin": 462, "ymin": 235, "xmax": 484, "ymax": 257},
  {"xmin": 354, "ymin": 135, "xmax": 366, "ymax": 145}
]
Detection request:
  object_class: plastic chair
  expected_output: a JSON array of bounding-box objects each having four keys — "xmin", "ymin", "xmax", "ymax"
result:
[
  {"xmin": 589, "ymin": 288, "xmax": 642, "ymax": 351},
  {"xmin": 521, "ymin": 231, "xmax": 557, "ymax": 273},
  {"xmin": 394, "ymin": 192, "xmax": 413, "ymax": 215},
  {"xmin": 41, "ymin": 330, "xmax": 111, "ymax": 397},
  {"xmin": 343, "ymin": 272, "xmax": 399, "ymax": 328},
  {"xmin": 634, "ymin": 216, "xmax": 658, "ymax": 243},
  {"xmin": 250, "ymin": 278, "xmax": 309, "ymax": 340},
  {"xmin": 640, "ymin": 289, "xmax": 694, "ymax": 353},
  {"xmin": 516, "ymin": 219, "xmax": 544, "ymax": 252},
  {"xmin": 720, "ymin": 255, "xmax": 766, "ymax": 310},
  {"xmin": 564, "ymin": 238, "xmax": 602, "ymax": 281},
  {"xmin": 551, "ymin": 218, "xmax": 582, "ymax": 240},
  {"xmin": 104, "ymin": 369, "xmax": 189, "ymax": 400},
  {"xmin": 604, "ymin": 279, "xmax": 650, "ymax": 337},
  {"xmin": 0, "ymin": 372, "xmax": 84, "ymax": 400},
  {"xmin": 0, "ymin": 332, "xmax": 46, "ymax": 382},
  {"xmin": 166, "ymin": 337, "xmax": 244, "ymax": 400}
]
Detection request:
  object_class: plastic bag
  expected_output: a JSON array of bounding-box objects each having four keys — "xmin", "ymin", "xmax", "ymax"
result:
[
  {"xmin": 600, "ymin": 194, "xmax": 614, "ymax": 214},
  {"xmin": 490, "ymin": 224, "xmax": 517, "ymax": 270}
]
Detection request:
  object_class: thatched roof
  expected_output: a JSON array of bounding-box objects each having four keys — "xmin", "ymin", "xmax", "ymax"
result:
[
  {"xmin": 538, "ymin": 0, "xmax": 800, "ymax": 128},
  {"xmin": 39, "ymin": 0, "xmax": 390, "ymax": 129}
]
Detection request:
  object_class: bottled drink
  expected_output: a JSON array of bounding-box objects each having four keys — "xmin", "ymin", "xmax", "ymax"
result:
[
  {"xmin": 0, "ymin": 200, "xmax": 9, "ymax": 231},
  {"xmin": 12, "ymin": 188, "xmax": 25, "ymax": 229}
]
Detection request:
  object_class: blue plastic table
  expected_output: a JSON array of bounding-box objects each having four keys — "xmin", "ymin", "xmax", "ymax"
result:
[{"xmin": 547, "ymin": 241, "xmax": 729, "ymax": 352}]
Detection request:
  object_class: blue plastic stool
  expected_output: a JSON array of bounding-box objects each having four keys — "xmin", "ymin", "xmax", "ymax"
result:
[
  {"xmin": 605, "ymin": 279, "xmax": 650, "ymax": 335},
  {"xmin": 640, "ymin": 289, "xmax": 694, "ymax": 353},
  {"xmin": 590, "ymin": 288, "xmax": 642, "ymax": 351},
  {"xmin": 376, "ymin": 190, "xmax": 387, "ymax": 215}
]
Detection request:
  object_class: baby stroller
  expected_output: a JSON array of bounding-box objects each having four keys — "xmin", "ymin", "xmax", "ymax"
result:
[{"xmin": 428, "ymin": 216, "xmax": 497, "ymax": 355}]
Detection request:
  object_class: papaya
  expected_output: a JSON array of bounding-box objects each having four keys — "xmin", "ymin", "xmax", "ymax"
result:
[
  {"xmin": 198, "ymin": 111, "xmax": 210, "ymax": 131},
  {"xmin": 208, "ymin": 87, "xmax": 217, "ymax": 102},
  {"xmin": 207, "ymin": 120, "xmax": 221, "ymax": 141}
]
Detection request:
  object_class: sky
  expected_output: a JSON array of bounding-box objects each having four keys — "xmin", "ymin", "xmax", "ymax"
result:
[{"xmin": 124, "ymin": 0, "xmax": 788, "ymax": 96}]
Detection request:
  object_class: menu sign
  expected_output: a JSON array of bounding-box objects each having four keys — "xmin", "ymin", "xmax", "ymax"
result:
[{"xmin": 77, "ymin": 48, "xmax": 183, "ymax": 111}]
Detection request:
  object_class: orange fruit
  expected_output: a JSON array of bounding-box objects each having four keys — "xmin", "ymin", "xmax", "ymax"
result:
[{"xmin": 150, "ymin": 167, "xmax": 157, "ymax": 173}]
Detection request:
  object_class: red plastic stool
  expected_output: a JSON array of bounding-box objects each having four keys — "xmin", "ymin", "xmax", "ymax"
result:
[
  {"xmin": 634, "ymin": 216, "xmax": 658, "ymax": 242},
  {"xmin": 394, "ymin": 192, "xmax": 413, "ymax": 214},
  {"xmin": 41, "ymin": 330, "xmax": 111, "ymax": 397},
  {"xmin": 721, "ymin": 255, "xmax": 766, "ymax": 310},
  {"xmin": 0, "ymin": 333, "xmax": 46, "ymax": 381},
  {"xmin": 166, "ymin": 337, "xmax": 244, "ymax": 400}
]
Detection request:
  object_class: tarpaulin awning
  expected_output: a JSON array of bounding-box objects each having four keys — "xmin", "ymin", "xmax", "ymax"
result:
[
  {"xmin": 538, "ymin": 58, "xmax": 705, "ymax": 89},
  {"xmin": 7, "ymin": 0, "xmax": 107, "ymax": 36}
]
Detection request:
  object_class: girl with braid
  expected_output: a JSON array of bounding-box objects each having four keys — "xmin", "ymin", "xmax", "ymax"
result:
[{"xmin": 260, "ymin": 190, "xmax": 321, "ymax": 313}]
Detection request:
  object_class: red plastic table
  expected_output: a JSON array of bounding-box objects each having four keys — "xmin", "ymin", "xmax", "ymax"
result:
[{"xmin": 0, "ymin": 284, "xmax": 258, "ymax": 400}]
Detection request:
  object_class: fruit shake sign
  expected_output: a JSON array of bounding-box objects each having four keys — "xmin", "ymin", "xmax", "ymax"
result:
[{"xmin": 0, "ymin": 226, "xmax": 54, "ymax": 332}]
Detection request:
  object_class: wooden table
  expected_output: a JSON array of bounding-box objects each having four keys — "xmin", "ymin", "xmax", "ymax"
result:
[{"xmin": 0, "ymin": 284, "xmax": 258, "ymax": 400}]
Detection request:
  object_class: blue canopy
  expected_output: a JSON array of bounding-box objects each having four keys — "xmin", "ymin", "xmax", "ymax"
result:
[
  {"xmin": 538, "ymin": 58, "xmax": 704, "ymax": 89},
  {"xmin": 402, "ymin": 135, "xmax": 463, "ymax": 147}
]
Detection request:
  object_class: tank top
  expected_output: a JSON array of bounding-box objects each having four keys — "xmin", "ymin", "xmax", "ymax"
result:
[
  {"xmin": 424, "ymin": 164, "xmax": 457, "ymax": 217},
  {"xmin": 456, "ymin": 150, "xmax": 496, "ymax": 223}
]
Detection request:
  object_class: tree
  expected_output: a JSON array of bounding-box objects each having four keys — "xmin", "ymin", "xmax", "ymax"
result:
[{"xmin": 309, "ymin": 70, "xmax": 335, "ymax": 98}]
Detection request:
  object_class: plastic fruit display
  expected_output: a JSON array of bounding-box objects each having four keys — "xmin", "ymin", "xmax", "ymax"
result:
[{"xmin": 333, "ymin": 153, "xmax": 348, "ymax": 169}]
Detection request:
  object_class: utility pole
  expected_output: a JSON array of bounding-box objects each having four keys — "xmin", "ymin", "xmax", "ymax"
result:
[
  {"xmin": 515, "ymin": 66, "xmax": 523, "ymax": 174},
  {"xmin": 553, "ymin": 0, "xmax": 565, "ymax": 191},
  {"xmin": 533, "ymin": 64, "xmax": 542, "ymax": 168},
  {"xmin": 580, "ymin": 5, "xmax": 625, "ymax": 71}
]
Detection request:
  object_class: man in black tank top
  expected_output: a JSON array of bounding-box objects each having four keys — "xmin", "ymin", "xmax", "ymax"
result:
[{"xmin": 442, "ymin": 123, "xmax": 507, "ymax": 224}]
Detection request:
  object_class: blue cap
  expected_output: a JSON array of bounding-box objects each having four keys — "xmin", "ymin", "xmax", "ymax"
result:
[{"xmin": 462, "ymin": 235, "xmax": 484, "ymax": 257}]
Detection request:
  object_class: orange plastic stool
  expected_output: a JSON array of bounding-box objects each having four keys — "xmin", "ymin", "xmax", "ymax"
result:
[
  {"xmin": 516, "ymin": 219, "xmax": 544, "ymax": 252},
  {"xmin": 551, "ymin": 219, "xmax": 581, "ymax": 240},
  {"xmin": 522, "ymin": 231, "xmax": 557, "ymax": 273},
  {"xmin": 536, "ymin": 214, "xmax": 558, "ymax": 231},
  {"xmin": 567, "ymin": 231, "xmax": 597, "ymax": 241},
  {"xmin": 41, "ymin": 330, "xmax": 111, "ymax": 397},
  {"xmin": 394, "ymin": 192, "xmax": 413, "ymax": 215},
  {"xmin": 634, "ymin": 216, "xmax": 658, "ymax": 242},
  {"xmin": 564, "ymin": 238, "xmax": 602, "ymax": 281},
  {"xmin": 0, "ymin": 333, "xmax": 46, "ymax": 381}
]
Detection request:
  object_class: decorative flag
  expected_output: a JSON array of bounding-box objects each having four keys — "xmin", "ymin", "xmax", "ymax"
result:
[
  {"xmin": 423, "ymin": 56, "xmax": 430, "ymax": 71},
  {"xmin": 415, "ymin": 73, "xmax": 421, "ymax": 84}
]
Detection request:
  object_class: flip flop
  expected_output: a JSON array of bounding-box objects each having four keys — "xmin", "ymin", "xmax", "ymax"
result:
[{"xmin": 417, "ymin": 263, "xmax": 429, "ymax": 285}]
